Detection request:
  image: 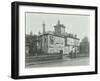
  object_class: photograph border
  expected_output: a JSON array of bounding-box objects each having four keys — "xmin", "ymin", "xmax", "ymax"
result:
[{"xmin": 11, "ymin": 1, "xmax": 98, "ymax": 79}]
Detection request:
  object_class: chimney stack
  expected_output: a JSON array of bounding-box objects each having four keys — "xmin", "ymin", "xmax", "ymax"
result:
[
  {"xmin": 30, "ymin": 30, "xmax": 33, "ymax": 36},
  {"xmin": 43, "ymin": 22, "xmax": 45, "ymax": 34}
]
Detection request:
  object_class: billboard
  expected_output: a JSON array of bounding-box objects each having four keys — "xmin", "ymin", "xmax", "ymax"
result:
[
  {"xmin": 48, "ymin": 35, "xmax": 65, "ymax": 53},
  {"xmin": 48, "ymin": 35, "xmax": 64, "ymax": 47},
  {"xmin": 66, "ymin": 37, "xmax": 79, "ymax": 46}
]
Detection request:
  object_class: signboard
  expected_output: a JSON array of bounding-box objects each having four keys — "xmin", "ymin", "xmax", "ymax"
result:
[
  {"xmin": 67, "ymin": 38, "xmax": 74, "ymax": 46},
  {"xmin": 49, "ymin": 35, "xmax": 64, "ymax": 47},
  {"xmin": 48, "ymin": 35, "xmax": 65, "ymax": 53},
  {"xmin": 66, "ymin": 37, "xmax": 79, "ymax": 46}
]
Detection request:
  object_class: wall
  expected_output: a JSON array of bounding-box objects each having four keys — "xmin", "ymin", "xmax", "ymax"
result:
[
  {"xmin": 48, "ymin": 35, "xmax": 65, "ymax": 53},
  {"xmin": 0, "ymin": 0, "xmax": 99, "ymax": 81}
]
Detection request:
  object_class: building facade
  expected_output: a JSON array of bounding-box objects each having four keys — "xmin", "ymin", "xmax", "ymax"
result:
[{"xmin": 26, "ymin": 20, "xmax": 80, "ymax": 55}]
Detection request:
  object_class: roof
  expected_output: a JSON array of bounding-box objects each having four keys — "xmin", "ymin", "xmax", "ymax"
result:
[
  {"xmin": 39, "ymin": 33, "xmax": 79, "ymax": 40},
  {"xmin": 54, "ymin": 24, "xmax": 65, "ymax": 28},
  {"xmin": 54, "ymin": 20, "xmax": 65, "ymax": 28}
]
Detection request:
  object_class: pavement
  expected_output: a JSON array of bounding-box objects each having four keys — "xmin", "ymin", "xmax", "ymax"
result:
[{"xmin": 25, "ymin": 56, "xmax": 89, "ymax": 68}]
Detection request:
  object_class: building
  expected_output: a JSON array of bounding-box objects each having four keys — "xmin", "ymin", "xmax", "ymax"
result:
[
  {"xmin": 25, "ymin": 20, "xmax": 80, "ymax": 56},
  {"xmin": 25, "ymin": 32, "xmax": 40, "ymax": 56}
]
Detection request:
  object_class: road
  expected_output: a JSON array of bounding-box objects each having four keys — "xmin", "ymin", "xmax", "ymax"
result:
[{"xmin": 26, "ymin": 57, "xmax": 89, "ymax": 68}]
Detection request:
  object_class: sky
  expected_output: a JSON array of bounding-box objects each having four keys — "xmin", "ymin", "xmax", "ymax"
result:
[{"xmin": 25, "ymin": 12, "xmax": 90, "ymax": 41}]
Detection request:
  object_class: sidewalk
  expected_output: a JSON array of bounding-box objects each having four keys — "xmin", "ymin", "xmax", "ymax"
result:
[
  {"xmin": 25, "ymin": 57, "xmax": 89, "ymax": 68},
  {"xmin": 25, "ymin": 56, "xmax": 71, "ymax": 67}
]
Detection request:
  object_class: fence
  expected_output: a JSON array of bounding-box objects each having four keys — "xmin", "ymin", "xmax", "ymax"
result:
[{"xmin": 25, "ymin": 53, "xmax": 62, "ymax": 63}]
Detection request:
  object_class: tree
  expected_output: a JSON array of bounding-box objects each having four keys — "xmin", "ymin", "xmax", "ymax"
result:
[{"xmin": 79, "ymin": 37, "xmax": 89, "ymax": 54}]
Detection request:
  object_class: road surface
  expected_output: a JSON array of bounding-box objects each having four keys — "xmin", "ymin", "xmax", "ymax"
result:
[{"xmin": 26, "ymin": 57, "xmax": 89, "ymax": 68}]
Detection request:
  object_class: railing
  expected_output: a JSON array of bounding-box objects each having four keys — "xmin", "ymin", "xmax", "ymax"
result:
[{"xmin": 25, "ymin": 53, "xmax": 62, "ymax": 63}]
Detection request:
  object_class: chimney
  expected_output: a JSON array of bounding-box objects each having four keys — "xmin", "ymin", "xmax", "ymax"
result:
[
  {"xmin": 43, "ymin": 22, "xmax": 45, "ymax": 34},
  {"xmin": 30, "ymin": 30, "xmax": 33, "ymax": 36},
  {"xmin": 58, "ymin": 20, "xmax": 60, "ymax": 25}
]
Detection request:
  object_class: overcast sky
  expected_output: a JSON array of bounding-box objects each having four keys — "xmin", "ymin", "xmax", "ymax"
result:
[{"xmin": 25, "ymin": 12, "xmax": 90, "ymax": 40}]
